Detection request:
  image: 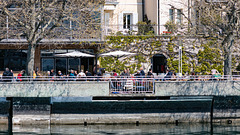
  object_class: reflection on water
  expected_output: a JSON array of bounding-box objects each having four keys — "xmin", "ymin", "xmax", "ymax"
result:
[{"xmin": 1, "ymin": 123, "xmax": 240, "ymax": 134}]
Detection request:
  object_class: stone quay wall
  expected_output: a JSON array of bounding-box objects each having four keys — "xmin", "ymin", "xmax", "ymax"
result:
[
  {"xmin": 155, "ymin": 81, "xmax": 240, "ymax": 96},
  {"xmin": 0, "ymin": 81, "xmax": 239, "ymax": 125},
  {"xmin": 0, "ymin": 80, "xmax": 239, "ymax": 97},
  {"xmin": 0, "ymin": 81, "xmax": 109, "ymax": 97}
]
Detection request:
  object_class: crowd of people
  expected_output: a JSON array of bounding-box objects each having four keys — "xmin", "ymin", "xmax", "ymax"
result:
[
  {"xmin": 110, "ymin": 67, "xmax": 154, "ymax": 78},
  {"xmin": 0, "ymin": 66, "xmax": 225, "ymax": 82},
  {"xmin": 1, "ymin": 67, "xmax": 95, "ymax": 82}
]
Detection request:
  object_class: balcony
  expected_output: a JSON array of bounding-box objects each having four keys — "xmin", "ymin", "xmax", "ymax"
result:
[
  {"xmin": 104, "ymin": 0, "xmax": 118, "ymax": 10},
  {"xmin": 105, "ymin": 0, "xmax": 118, "ymax": 3}
]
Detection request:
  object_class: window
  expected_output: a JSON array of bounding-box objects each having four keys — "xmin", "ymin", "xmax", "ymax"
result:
[
  {"xmin": 0, "ymin": 49, "xmax": 27, "ymax": 71},
  {"xmin": 176, "ymin": 9, "xmax": 182, "ymax": 24},
  {"xmin": 123, "ymin": 14, "xmax": 132, "ymax": 30},
  {"xmin": 41, "ymin": 49, "xmax": 94, "ymax": 74},
  {"xmin": 169, "ymin": 9, "xmax": 175, "ymax": 22},
  {"xmin": 42, "ymin": 58, "xmax": 54, "ymax": 72}
]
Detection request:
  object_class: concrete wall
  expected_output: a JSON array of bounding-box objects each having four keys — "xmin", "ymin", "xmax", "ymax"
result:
[
  {"xmin": 1, "ymin": 80, "xmax": 240, "ymax": 97},
  {"xmin": 0, "ymin": 98, "xmax": 9, "ymax": 124},
  {"xmin": 3, "ymin": 96, "xmax": 240, "ymax": 125},
  {"xmin": 155, "ymin": 81, "xmax": 240, "ymax": 96},
  {"xmin": 0, "ymin": 81, "xmax": 109, "ymax": 97},
  {"xmin": 213, "ymin": 96, "xmax": 240, "ymax": 124},
  {"xmin": 12, "ymin": 99, "xmax": 212, "ymax": 125}
]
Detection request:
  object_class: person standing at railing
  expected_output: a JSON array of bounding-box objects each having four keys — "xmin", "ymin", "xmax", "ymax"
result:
[
  {"xmin": 120, "ymin": 69, "xmax": 129, "ymax": 89},
  {"xmin": 164, "ymin": 70, "xmax": 172, "ymax": 81},
  {"xmin": 74, "ymin": 70, "xmax": 78, "ymax": 76},
  {"xmin": 147, "ymin": 69, "xmax": 154, "ymax": 78},
  {"xmin": 189, "ymin": 72, "xmax": 195, "ymax": 81},
  {"xmin": 33, "ymin": 70, "xmax": 37, "ymax": 80},
  {"xmin": 113, "ymin": 70, "xmax": 118, "ymax": 77},
  {"xmin": 49, "ymin": 69, "xmax": 55, "ymax": 81},
  {"xmin": 85, "ymin": 70, "xmax": 92, "ymax": 81},
  {"xmin": 85, "ymin": 70, "xmax": 92, "ymax": 76},
  {"xmin": 56, "ymin": 71, "xmax": 63, "ymax": 81},
  {"xmin": 10, "ymin": 69, "xmax": 14, "ymax": 81},
  {"xmin": 134, "ymin": 70, "xmax": 142, "ymax": 86},
  {"xmin": 2, "ymin": 68, "xmax": 13, "ymax": 82},
  {"xmin": 120, "ymin": 69, "xmax": 128, "ymax": 77},
  {"xmin": 21, "ymin": 70, "xmax": 28, "ymax": 81},
  {"xmin": 77, "ymin": 70, "xmax": 86, "ymax": 81},
  {"xmin": 77, "ymin": 70, "xmax": 86, "ymax": 77},
  {"xmin": 17, "ymin": 70, "xmax": 23, "ymax": 82},
  {"xmin": 135, "ymin": 70, "xmax": 141, "ymax": 77},
  {"xmin": 50, "ymin": 69, "xmax": 55, "ymax": 76},
  {"xmin": 69, "ymin": 70, "xmax": 76, "ymax": 81},
  {"xmin": 140, "ymin": 67, "xmax": 145, "ymax": 77}
]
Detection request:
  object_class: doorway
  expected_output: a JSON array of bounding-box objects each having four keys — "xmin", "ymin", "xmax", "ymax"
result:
[{"xmin": 152, "ymin": 54, "xmax": 167, "ymax": 74}]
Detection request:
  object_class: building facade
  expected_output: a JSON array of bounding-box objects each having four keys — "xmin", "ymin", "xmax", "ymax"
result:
[
  {"xmin": 104, "ymin": 0, "xmax": 191, "ymax": 35},
  {"xmin": 104, "ymin": 0, "xmax": 143, "ymax": 35},
  {"xmin": 0, "ymin": 1, "xmax": 105, "ymax": 75},
  {"xmin": 0, "ymin": 0, "xmax": 203, "ymax": 75},
  {"xmin": 145, "ymin": 0, "xmax": 190, "ymax": 35}
]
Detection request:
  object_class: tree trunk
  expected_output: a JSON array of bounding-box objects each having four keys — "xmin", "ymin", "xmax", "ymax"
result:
[
  {"xmin": 26, "ymin": 43, "xmax": 36, "ymax": 76},
  {"xmin": 224, "ymin": 48, "xmax": 232, "ymax": 76},
  {"xmin": 223, "ymin": 39, "xmax": 234, "ymax": 76}
]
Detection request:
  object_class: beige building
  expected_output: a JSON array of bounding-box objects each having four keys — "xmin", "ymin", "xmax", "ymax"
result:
[
  {"xmin": 104, "ymin": 0, "xmax": 190, "ymax": 35},
  {"xmin": 145, "ymin": 0, "xmax": 190, "ymax": 35},
  {"xmin": 104, "ymin": 0, "xmax": 143, "ymax": 35}
]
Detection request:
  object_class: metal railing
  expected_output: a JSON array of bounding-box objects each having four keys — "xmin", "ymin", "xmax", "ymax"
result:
[
  {"xmin": 1, "ymin": 75, "xmax": 238, "ymax": 82},
  {"xmin": 110, "ymin": 78, "xmax": 154, "ymax": 94},
  {"xmin": 1, "ymin": 75, "xmax": 240, "ymax": 95}
]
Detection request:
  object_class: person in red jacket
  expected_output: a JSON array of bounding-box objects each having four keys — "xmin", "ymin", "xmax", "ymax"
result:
[{"xmin": 17, "ymin": 70, "xmax": 23, "ymax": 81}]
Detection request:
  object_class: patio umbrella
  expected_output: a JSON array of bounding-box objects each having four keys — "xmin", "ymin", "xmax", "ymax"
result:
[
  {"xmin": 55, "ymin": 51, "xmax": 95, "ymax": 57},
  {"xmin": 99, "ymin": 50, "xmax": 136, "ymax": 58}
]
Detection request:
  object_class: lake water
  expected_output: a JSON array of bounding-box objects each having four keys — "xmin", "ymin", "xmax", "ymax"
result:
[{"xmin": 1, "ymin": 123, "xmax": 240, "ymax": 134}]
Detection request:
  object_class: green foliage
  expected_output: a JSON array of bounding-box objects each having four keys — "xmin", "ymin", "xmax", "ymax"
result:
[
  {"xmin": 116, "ymin": 31, "xmax": 123, "ymax": 36},
  {"xmin": 102, "ymin": 36, "xmax": 225, "ymax": 75},
  {"xmin": 164, "ymin": 21, "xmax": 177, "ymax": 33},
  {"xmin": 100, "ymin": 57, "xmax": 127, "ymax": 73},
  {"xmin": 101, "ymin": 35, "xmax": 161, "ymax": 73},
  {"xmin": 137, "ymin": 15, "xmax": 155, "ymax": 35},
  {"xmin": 195, "ymin": 41, "xmax": 223, "ymax": 74},
  {"xmin": 167, "ymin": 45, "xmax": 191, "ymax": 74}
]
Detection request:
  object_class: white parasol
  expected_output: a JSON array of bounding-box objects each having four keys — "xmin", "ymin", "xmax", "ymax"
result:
[
  {"xmin": 55, "ymin": 51, "xmax": 95, "ymax": 57},
  {"xmin": 99, "ymin": 50, "xmax": 136, "ymax": 58}
]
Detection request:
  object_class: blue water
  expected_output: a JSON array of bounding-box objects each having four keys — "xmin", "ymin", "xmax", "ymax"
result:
[{"xmin": 1, "ymin": 123, "xmax": 240, "ymax": 134}]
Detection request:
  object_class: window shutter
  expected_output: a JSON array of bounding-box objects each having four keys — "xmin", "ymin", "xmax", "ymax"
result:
[
  {"xmin": 132, "ymin": 13, "xmax": 138, "ymax": 32},
  {"xmin": 118, "ymin": 13, "xmax": 123, "ymax": 31}
]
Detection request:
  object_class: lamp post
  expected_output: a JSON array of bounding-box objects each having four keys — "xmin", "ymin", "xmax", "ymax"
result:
[{"xmin": 179, "ymin": 40, "xmax": 182, "ymax": 76}]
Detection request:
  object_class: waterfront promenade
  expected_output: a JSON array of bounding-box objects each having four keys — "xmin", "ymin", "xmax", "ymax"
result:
[
  {"xmin": 0, "ymin": 76, "xmax": 240, "ymax": 125},
  {"xmin": 0, "ymin": 76, "xmax": 239, "ymax": 97}
]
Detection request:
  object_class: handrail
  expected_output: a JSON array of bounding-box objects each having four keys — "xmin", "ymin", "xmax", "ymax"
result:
[{"xmin": 0, "ymin": 75, "xmax": 239, "ymax": 82}]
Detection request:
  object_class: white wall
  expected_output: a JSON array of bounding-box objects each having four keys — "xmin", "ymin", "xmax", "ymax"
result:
[
  {"xmin": 145, "ymin": 0, "xmax": 189, "ymax": 35},
  {"xmin": 104, "ymin": 0, "xmax": 143, "ymax": 34},
  {"xmin": 159, "ymin": 0, "xmax": 189, "ymax": 34}
]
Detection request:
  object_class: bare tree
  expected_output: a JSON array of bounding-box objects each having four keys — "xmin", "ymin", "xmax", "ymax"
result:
[
  {"xmin": 0, "ymin": 0, "xmax": 103, "ymax": 75},
  {"xmin": 192, "ymin": 0, "xmax": 240, "ymax": 75}
]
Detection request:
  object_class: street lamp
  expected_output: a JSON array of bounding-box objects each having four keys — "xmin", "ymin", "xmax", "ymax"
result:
[{"xmin": 179, "ymin": 40, "xmax": 182, "ymax": 76}]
